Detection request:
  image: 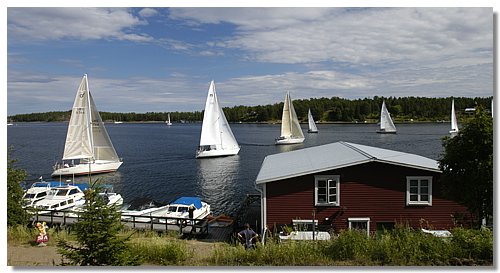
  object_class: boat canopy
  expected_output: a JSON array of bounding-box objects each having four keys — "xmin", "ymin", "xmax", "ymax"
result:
[
  {"xmin": 171, "ymin": 197, "xmax": 203, "ymax": 209},
  {"xmin": 32, "ymin": 181, "xmax": 65, "ymax": 188}
]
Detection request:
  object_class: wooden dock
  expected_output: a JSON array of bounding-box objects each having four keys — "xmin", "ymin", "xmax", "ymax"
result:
[{"xmin": 29, "ymin": 210, "xmax": 234, "ymax": 242}]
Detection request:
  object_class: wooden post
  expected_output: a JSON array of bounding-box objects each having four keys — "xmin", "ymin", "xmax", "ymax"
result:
[{"xmin": 312, "ymin": 209, "xmax": 316, "ymax": 241}]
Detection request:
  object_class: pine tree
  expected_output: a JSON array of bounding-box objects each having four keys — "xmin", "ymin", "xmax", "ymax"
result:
[{"xmin": 57, "ymin": 181, "xmax": 141, "ymax": 265}]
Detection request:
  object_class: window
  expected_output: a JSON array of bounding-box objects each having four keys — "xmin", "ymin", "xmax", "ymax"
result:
[
  {"xmin": 315, "ymin": 175, "xmax": 340, "ymax": 206},
  {"xmin": 348, "ymin": 217, "xmax": 370, "ymax": 236},
  {"xmin": 406, "ymin": 176, "xmax": 432, "ymax": 206}
]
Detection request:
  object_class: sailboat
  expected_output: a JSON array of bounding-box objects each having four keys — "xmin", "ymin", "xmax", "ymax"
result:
[
  {"xmin": 52, "ymin": 74, "xmax": 123, "ymax": 177},
  {"xmin": 307, "ymin": 108, "xmax": 318, "ymax": 133},
  {"xmin": 449, "ymin": 99, "xmax": 459, "ymax": 135},
  {"xmin": 376, "ymin": 100, "xmax": 397, "ymax": 134},
  {"xmin": 276, "ymin": 91, "xmax": 305, "ymax": 144},
  {"xmin": 166, "ymin": 113, "xmax": 172, "ymax": 126},
  {"xmin": 196, "ymin": 80, "xmax": 240, "ymax": 158}
]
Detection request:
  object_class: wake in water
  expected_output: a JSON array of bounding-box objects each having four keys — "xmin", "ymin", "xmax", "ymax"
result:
[{"xmin": 239, "ymin": 142, "xmax": 275, "ymax": 146}]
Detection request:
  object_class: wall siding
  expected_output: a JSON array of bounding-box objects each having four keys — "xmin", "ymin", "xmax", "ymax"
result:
[{"xmin": 265, "ymin": 162, "xmax": 470, "ymax": 233}]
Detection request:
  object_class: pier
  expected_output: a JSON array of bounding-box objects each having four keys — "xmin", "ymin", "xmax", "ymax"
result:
[{"xmin": 29, "ymin": 210, "xmax": 234, "ymax": 242}]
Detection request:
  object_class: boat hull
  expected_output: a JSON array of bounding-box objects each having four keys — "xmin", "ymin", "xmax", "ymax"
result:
[
  {"xmin": 376, "ymin": 130, "xmax": 397, "ymax": 134},
  {"xmin": 275, "ymin": 137, "xmax": 305, "ymax": 145},
  {"xmin": 196, "ymin": 147, "xmax": 240, "ymax": 158},
  {"xmin": 52, "ymin": 161, "xmax": 123, "ymax": 177}
]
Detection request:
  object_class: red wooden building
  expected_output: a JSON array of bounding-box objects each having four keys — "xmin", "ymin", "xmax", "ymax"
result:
[{"xmin": 255, "ymin": 142, "xmax": 471, "ymax": 235}]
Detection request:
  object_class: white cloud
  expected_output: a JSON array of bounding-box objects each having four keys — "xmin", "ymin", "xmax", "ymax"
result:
[
  {"xmin": 8, "ymin": 7, "xmax": 152, "ymax": 42},
  {"xmin": 138, "ymin": 8, "xmax": 158, "ymax": 18},
  {"xmin": 169, "ymin": 7, "xmax": 492, "ymax": 68}
]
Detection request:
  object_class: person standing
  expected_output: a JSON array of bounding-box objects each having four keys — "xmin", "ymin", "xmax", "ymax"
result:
[{"xmin": 238, "ymin": 223, "xmax": 258, "ymax": 249}]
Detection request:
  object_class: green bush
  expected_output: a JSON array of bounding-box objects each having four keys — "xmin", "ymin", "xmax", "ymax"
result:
[{"xmin": 451, "ymin": 227, "xmax": 493, "ymax": 261}]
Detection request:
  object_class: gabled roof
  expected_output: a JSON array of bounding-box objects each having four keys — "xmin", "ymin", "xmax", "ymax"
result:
[{"xmin": 255, "ymin": 141, "xmax": 440, "ymax": 184}]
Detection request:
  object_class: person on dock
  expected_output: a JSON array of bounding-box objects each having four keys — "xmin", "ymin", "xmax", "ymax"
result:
[{"xmin": 238, "ymin": 223, "xmax": 258, "ymax": 249}]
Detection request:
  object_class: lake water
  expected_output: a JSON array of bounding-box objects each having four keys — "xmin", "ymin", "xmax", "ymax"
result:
[{"xmin": 7, "ymin": 122, "xmax": 451, "ymax": 216}]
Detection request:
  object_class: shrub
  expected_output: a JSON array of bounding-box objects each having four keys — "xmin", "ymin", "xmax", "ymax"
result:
[{"xmin": 451, "ymin": 227, "xmax": 493, "ymax": 261}]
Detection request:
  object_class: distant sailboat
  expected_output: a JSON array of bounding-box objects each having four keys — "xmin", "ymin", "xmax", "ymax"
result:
[
  {"xmin": 307, "ymin": 108, "xmax": 318, "ymax": 133},
  {"xmin": 276, "ymin": 91, "xmax": 305, "ymax": 144},
  {"xmin": 376, "ymin": 100, "xmax": 397, "ymax": 134},
  {"xmin": 449, "ymin": 99, "xmax": 459, "ymax": 136},
  {"xmin": 196, "ymin": 80, "xmax": 240, "ymax": 158},
  {"xmin": 166, "ymin": 113, "xmax": 172, "ymax": 126},
  {"xmin": 52, "ymin": 74, "xmax": 122, "ymax": 177}
]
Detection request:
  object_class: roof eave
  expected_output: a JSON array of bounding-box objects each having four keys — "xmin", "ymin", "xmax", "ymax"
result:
[{"xmin": 255, "ymin": 158, "xmax": 441, "ymax": 184}]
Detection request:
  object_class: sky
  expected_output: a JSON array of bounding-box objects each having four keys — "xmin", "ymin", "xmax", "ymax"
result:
[{"xmin": 6, "ymin": 6, "xmax": 495, "ymax": 115}]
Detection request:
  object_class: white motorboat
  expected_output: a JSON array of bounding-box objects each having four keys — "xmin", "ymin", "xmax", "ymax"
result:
[
  {"xmin": 149, "ymin": 197, "xmax": 211, "ymax": 224},
  {"xmin": 22, "ymin": 181, "xmax": 65, "ymax": 208},
  {"xmin": 276, "ymin": 91, "xmax": 305, "ymax": 144},
  {"xmin": 120, "ymin": 199, "xmax": 165, "ymax": 222},
  {"xmin": 52, "ymin": 74, "xmax": 122, "ymax": 177},
  {"xmin": 68, "ymin": 184, "xmax": 123, "ymax": 216},
  {"xmin": 33, "ymin": 184, "xmax": 86, "ymax": 213}
]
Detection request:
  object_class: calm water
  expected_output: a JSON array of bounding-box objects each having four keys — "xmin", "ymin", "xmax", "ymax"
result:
[{"xmin": 7, "ymin": 122, "xmax": 451, "ymax": 215}]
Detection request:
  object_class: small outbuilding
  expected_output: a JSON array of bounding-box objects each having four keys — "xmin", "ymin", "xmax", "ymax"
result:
[{"xmin": 255, "ymin": 141, "xmax": 471, "ymax": 236}]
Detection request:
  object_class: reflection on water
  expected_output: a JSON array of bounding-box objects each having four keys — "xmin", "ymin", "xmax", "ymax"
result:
[
  {"xmin": 9, "ymin": 122, "xmax": 452, "ymax": 215},
  {"xmin": 276, "ymin": 143, "xmax": 304, "ymax": 153},
  {"xmin": 196, "ymin": 156, "xmax": 241, "ymax": 215}
]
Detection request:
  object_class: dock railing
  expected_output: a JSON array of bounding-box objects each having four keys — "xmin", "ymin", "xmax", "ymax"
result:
[{"xmin": 29, "ymin": 209, "xmax": 209, "ymax": 235}]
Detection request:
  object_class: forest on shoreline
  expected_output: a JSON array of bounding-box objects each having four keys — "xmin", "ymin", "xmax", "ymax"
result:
[{"xmin": 8, "ymin": 96, "xmax": 492, "ymax": 123}]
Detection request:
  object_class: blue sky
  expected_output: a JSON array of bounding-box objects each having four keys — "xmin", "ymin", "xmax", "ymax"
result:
[{"xmin": 6, "ymin": 7, "xmax": 494, "ymax": 115}]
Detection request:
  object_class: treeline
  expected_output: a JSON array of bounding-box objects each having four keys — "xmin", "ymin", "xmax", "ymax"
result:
[{"xmin": 8, "ymin": 96, "xmax": 492, "ymax": 123}]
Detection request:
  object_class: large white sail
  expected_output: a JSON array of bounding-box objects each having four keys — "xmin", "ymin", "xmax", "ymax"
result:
[
  {"xmin": 276, "ymin": 92, "xmax": 305, "ymax": 144},
  {"xmin": 378, "ymin": 100, "xmax": 397, "ymax": 133},
  {"xmin": 197, "ymin": 80, "xmax": 239, "ymax": 158},
  {"xmin": 89, "ymin": 92, "xmax": 120, "ymax": 162},
  {"xmin": 62, "ymin": 75, "xmax": 93, "ymax": 160},
  {"xmin": 53, "ymin": 74, "xmax": 122, "ymax": 176},
  {"xmin": 307, "ymin": 108, "xmax": 318, "ymax": 133},
  {"xmin": 450, "ymin": 99, "xmax": 459, "ymax": 134}
]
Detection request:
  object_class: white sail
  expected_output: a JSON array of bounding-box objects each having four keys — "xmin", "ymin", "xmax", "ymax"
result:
[
  {"xmin": 378, "ymin": 100, "xmax": 397, "ymax": 133},
  {"xmin": 62, "ymin": 75, "xmax": 93, "ymax": 160},
  {"xmin": 197, "ymin": 80, "xmax": 239, "ymax": 158},
  {"xmin": 276, "ymin": 92, "xmax": 305, "ymax": 144},
  {"xmin": 166, "ymin": 113, "xmax": 172, "ymax": 125},
  {"xmin": 53, "ymin": 74, "xmax": 122, "ymax": 176},
  {"xmin": 89, "ymin": 92, "xmax": 120, "ymax": 162},
  {"xmin": 450, "ymin": 99, "xmax": 459, "ymax": 134},
  {"xmin": 307, "ymin": 108, "xmax": 318, "ymax": 133}
]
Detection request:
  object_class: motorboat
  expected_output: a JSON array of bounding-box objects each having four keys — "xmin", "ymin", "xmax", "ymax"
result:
[
  {"xmin": 33, "ymin": 184, "xmax": 87, "ymax": 213},
  {"xmin": 149, "ymin": 197, "xmax": 211, "ymax": 224},
  {"xmin": 22, "ymin": 180, "xmax": 65, "ymax": 208}
]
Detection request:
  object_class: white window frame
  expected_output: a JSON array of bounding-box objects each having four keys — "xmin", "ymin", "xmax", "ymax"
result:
[
  {"xmin": 348, "ymin": 217, "xmax": 370, "ymax": 237},
  {"xmin": 406, "ymin": 176, "xmax": 433, "ymax": 206},
  {"xmin": 314, "ymin": 175, "xmax": 340, "ymax": 206}
]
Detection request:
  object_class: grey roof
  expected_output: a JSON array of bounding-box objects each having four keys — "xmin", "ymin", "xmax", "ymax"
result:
[{"xmin": 255, "ymin": 141, "xmax": 440, "ymax": 184}]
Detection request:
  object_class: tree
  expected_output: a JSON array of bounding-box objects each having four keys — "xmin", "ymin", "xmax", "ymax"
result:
[
  {"xmin": 438, "ymin": 106, "xmax": 493, "ymax": 227},
  {"xmin": 57, "ymin": 181, "xmax": 141, "ymax": 265},
  {"xmin": 7, "ymin": 152, "xmax": 28, "ymax": 227}
]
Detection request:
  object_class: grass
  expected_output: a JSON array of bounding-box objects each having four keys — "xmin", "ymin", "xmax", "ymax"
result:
[{"xmin": 8, "ymin": 225, "xmax": 493, "ymax": 266}]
